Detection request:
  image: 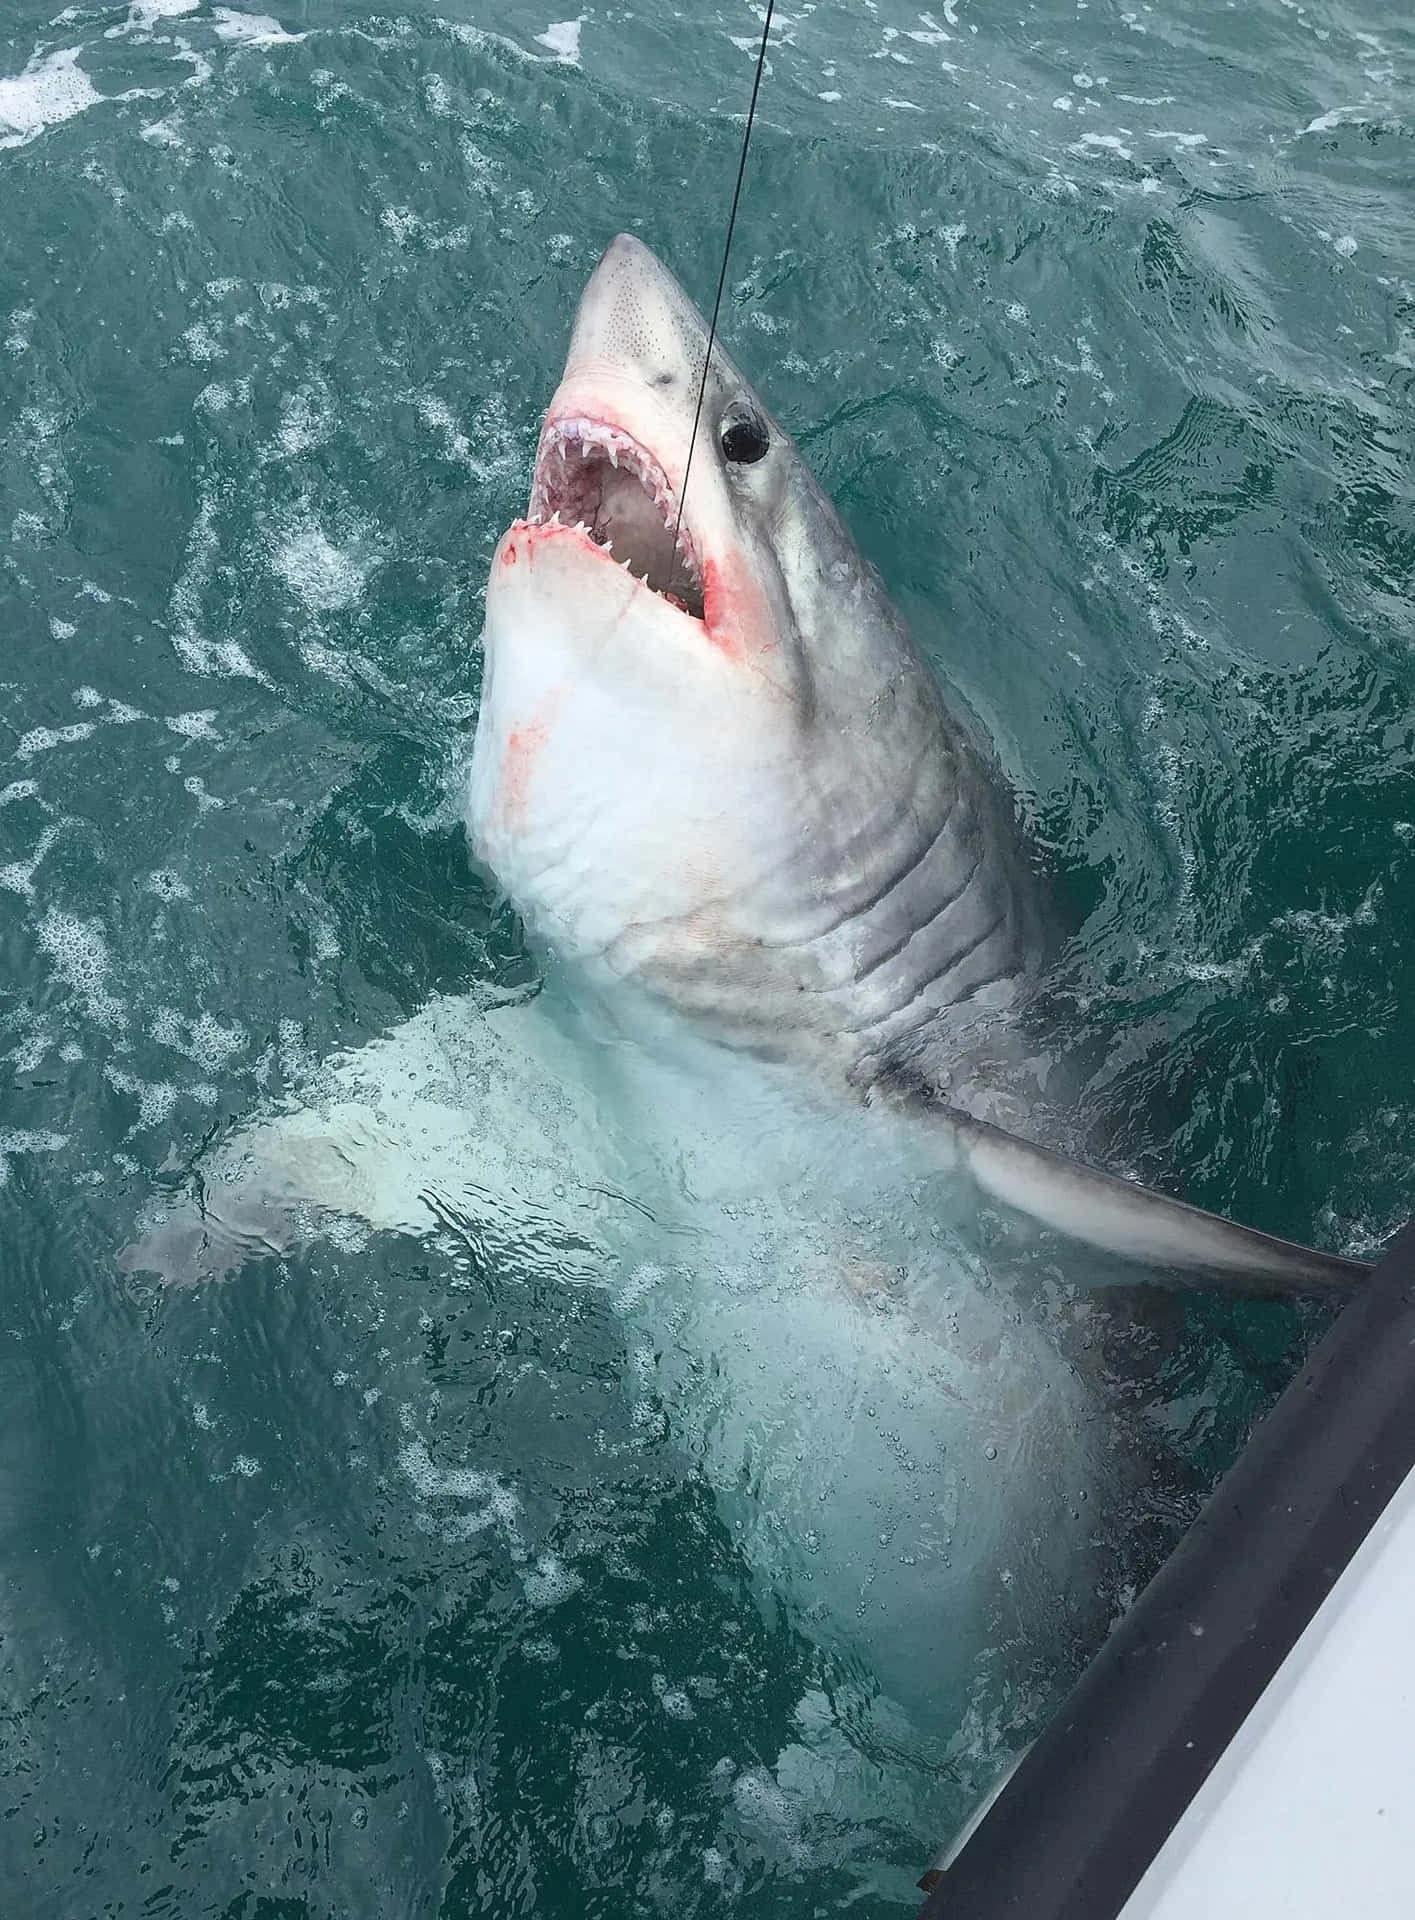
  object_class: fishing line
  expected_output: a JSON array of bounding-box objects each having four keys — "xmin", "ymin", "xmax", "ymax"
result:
[{"xmin": 671, "ymin": 0, "xmax": 777, "ymax": 565}]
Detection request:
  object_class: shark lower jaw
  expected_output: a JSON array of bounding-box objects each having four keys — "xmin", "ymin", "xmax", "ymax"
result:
[{"xmin": 518, "ymin": 413, "xmax": 707, "ymax": 623}]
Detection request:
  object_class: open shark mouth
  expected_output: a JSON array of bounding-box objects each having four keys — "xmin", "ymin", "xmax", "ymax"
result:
[{"xmin": 525, "ymin": 417, "xmax": 706, "ymax": 621}]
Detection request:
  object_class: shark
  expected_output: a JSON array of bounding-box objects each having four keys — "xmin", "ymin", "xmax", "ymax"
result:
[
  {"xmin": 465, "ymin": 231, "xmax": 1367, "ymax": 1297},
  {"xmin": 118, "ymin": 231, "xmax": 1370, "ymax": 1740}
]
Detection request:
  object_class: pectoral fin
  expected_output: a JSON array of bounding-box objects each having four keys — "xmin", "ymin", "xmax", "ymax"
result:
[{"xmin": 909, "ymin": 1100, "xmax": 1371, "ymax": 1295}]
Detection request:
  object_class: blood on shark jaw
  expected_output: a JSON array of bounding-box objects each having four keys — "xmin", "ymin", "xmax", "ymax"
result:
[{"xmin": 522, "ymin": 414, "xmax": 706, "ymax": 621}]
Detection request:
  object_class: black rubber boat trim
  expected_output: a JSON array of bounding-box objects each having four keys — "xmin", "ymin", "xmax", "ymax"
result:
[{"xmin": 915, "ymin": 1216, "xmax": 1415, "ymax": 1920}]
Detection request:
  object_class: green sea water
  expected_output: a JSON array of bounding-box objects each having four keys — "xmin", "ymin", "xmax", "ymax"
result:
[{"xmin": 2, "ymin": 0, "xmax": 1413, "ymax": 1913}]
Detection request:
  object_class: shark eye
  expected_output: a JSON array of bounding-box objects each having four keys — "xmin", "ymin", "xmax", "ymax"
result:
[{"xmin": 719, "ymin": 404, "xmax": 769, "ymax": 465}]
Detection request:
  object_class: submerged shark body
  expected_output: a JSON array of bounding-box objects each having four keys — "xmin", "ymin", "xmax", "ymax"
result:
[
  {"xmin": 127, "ymin": 974, "xmax": 1120, "ymax": 1723},
  {"xmin": 468, "ymin": 233, "xmax": 1365, "ymax": 1296}
]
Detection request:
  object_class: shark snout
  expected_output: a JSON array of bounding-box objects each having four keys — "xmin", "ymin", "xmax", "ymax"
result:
[{"xmin": 564, "ymin": 234, "xmax": 709, "ymax": 402}]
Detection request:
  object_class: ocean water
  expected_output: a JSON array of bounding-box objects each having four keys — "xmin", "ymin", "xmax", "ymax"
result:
[{"xmin": 2, "ymin": 0, "xmax": 1413, "ymax": 1913}]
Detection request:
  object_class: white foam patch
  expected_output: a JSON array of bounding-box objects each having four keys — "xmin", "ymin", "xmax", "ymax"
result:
[
  {"xmin": 170, "ymin": 494, "xmax": 271, "ymax": 686},
  {"xmin": 658, "ymin": 1686, "xmax": 695, "ymax": 1720},
  {"xmin": 730, "ymin": 1767, "xmax": 807, "ymax": 1863},
  {"xmin": 256, "ymin": 281, "xmax": 323, "ymax": 311},
  {"xmin": 16, "ymin": 722, "xmax": 97, "ymax": 761},
  {"xmin": 399, "ymin": 1438, "xmax": 534, "ymax": 1553},
  {"xmin": 182, "ymin": 774, "xmax": 223, "ymax": 810},
  {"xmin": 273, "ymin": 521, "xmax": 369, "ymax": 611},
  {"xmin": 172, "ymin": 43, "xmax": 213, "ymax": 90},
  {"xmin": 9, "ymin": 1026, "xmax": 51, "ymax": 1073},
  {"xmin": 105, "ymin": 1066, "xmax": 179, "ymax": 1129},
  {"xmin": 0, "ymin": 1128, "xmax": 67, "ymax": 1186},
  {"xmin": 173, "ymin": 633, "xmax": 266, "ymax": 681},
  {"xmin": 6, "ymin": 307, "xmax": 34, "ymax": 354},
  {"xmin": 108, "ymin": 0, "xmax": 200, "ymax": 35},
  {"xmin": 150, "ymin": 1005, "xmax": 247, "ymax": 1069},
  {"xmin": 534, "ymin": 18, "xmax": 583, "ymax": 62},
  {"xmin": 399, "ymin": 1438, "xmax": 511, "ymax": 1509},
  {"xmin": 166, "ymin": 709, "xmax": 219, "ymax": 741},
  {"xmin": 145, "ymin": 869, "xmax": 192, "ymax": 901},
  {"xmin": 181, "ymin": 322, "xmax": 222, "ymax": 363},
  {"xmin": 38, "ymin": 909, "xmax": 126, "ymax": 1029},
  {"xmin": 0, "ymin": 822, "xmax": 61, "ymax": 898},
  {"xmin": 0, "ymin": 48, "xmax": 102, "ymax": 152},
  {"xmin": 613, "ymin": 1263, "xmax": 662, "ymax": 1314},
  {"xmin": 294, "ymin": 640, "xmax": 355, "ymax": 692},
  {"xmin": 378, "ymin": 207, "xmax": 468, "ymax": 252},
  {"xmin": 1073, "ymin": 131, "xmax": 1134, "ymax": 160},
  {"xmin": 191, "ymin": 1012, "xmax": 245, "ymax": 1067},
  {"xmin": 416, "ymin": 394, "xmax": 473, "ymax": 465},
  {"xmin": 702, "ymin": 1848, "xmax": 730, "ymax": 1887},
  {"xmin": 378, "ymin": 206, "xmax": 418, "ymax": 247},
  {"xmin": 521, "ymin": 1554, "xmax": 581, "ymax": 1609},
  {"xmin": 211, "ymin": 9, "xmax": 306, "ymax": 46},
  {"xmin": 276, "ymin": 384, "xmax": 332, "ymax": 456},
  {"xmin": 423, "ymin": 73, "xmax": 453, "ymax": 117}
]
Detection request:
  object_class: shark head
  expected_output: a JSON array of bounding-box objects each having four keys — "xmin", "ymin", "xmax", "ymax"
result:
[
  {"xmin": 468, "ymin": 234, "xmax": 1042, "ymax": 1080},
  {"xmin": 493, "ymin": 230, "xmax": 884, "ymax": 681}
]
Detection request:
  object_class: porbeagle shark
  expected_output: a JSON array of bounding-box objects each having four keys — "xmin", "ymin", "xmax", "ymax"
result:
[
  {"xmin": 467, "ymin": 233, "xmax": 1365, "ymax": 1297},
  {"xmin": 116, "ymin": 234, "xmax": 1368, "ymax": 1770}
]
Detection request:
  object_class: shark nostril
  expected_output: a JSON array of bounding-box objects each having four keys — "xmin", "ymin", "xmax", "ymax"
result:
[{"xmin": 651, "ymin": 371, "xmax": 674, "ymax": 388}]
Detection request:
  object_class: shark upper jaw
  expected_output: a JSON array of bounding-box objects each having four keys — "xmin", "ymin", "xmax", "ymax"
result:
[{"xmin": 503, "ymin": 401, "xmax": 709, "ymax": 626}]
